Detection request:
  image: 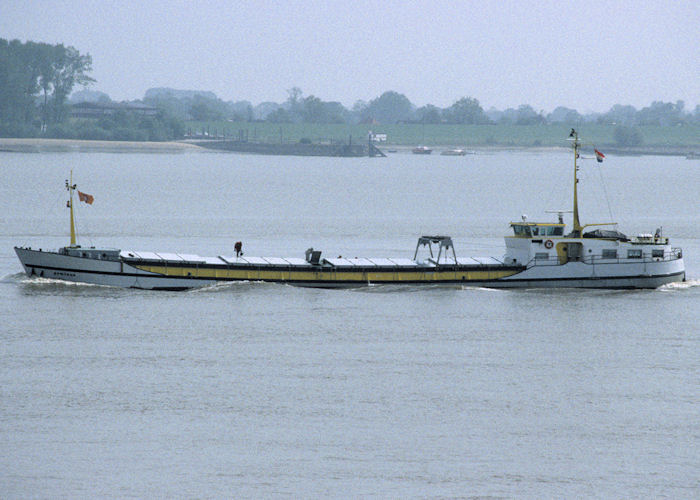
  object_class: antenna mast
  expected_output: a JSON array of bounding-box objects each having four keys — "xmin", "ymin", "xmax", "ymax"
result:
[
  {"xmin": 569, "ymin": 129, "xmax": 582, "ymax": 236},
  {"xmin": 66, "ymin": 170, "xmax": 77, "ymax": 246}
]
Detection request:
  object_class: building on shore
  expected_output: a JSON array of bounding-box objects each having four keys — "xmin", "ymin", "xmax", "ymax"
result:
[{"xmin": 70, "ymin": 102, "xmax": 158, "ymax": 119}]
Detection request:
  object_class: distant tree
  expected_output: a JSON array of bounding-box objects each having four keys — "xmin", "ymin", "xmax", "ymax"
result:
[
  {"xmin": 0, "ymin": 39, "xmax": 41, "ymax": 127},
  {"xmin": 496, "ymin": 107, "xmax": 519, "ymax": 124},
  {"xmin": 69, "ymin": 89, "xmax": 111, "ymax": 103},
  {"xmin": 443, "ymin": 97, "xmax": 489, "ymax": 124},
  {"xmin": 286, "ymin": 86, "xmax": 302, "ymax": 105},
  {"xmin": 145, "ymin": 91, "xmax": 250, "ymax": 123},
  {"xmin": 0, "ymin": 38, "xmax": 191, "ymax": 141},
  {"xmin": 294, "ymin": 95, "xmax": 346, "ymax": 123},
  {"xmin": 485, "ymin": 107, "xmax": 504, "ymax": 123},
  {"xmin": 320, "ymin": 101, "xmax": 348, "ymax": 123},
  {"xmin": 286, "ymin": 87, "xmax": 304, "ymax": 121},
  {"xmin": 254, "ymin": 101, "xmax": 283, "ymax": 120},
  {"xmin": 36, "ymin": 42, "xmax": 95, "ymax": 128},
  {"xmin": 188, "ymin": 94, "xmax": 225, "ymax": 121},
  {"xmin": 350, "ymin": 100, "xmax": 369, "ymax": 123},
  {"xmin": 352, "ymin": 100, "xmax": 368, "ymax": 112},
  {"xmin": 300, "ymin": 95, "xmax": 325, "ymax": 122},
  {"xmin": 547, "ymin": 106, "xmax": 582, "ymax": 124},
  {"xmin": 514, "ymin": 104, "xmax": 546, "ymax": 125},
  {"xmin": 266, "ymin": 107, "xmax": 292, "ymax": 123},
  {"xmin": 691, "ymin": 105, "xmax": 700, "ymax": 125},
  {"xmin": 228, "ymin": 100, "xmax": 253, "ymax": 121},
  {"xmin": 597, "ymin": 104, "xmax": 637, "ymax": 125},
  {"xmin": 143, "ymin": 91, "xmax": 191, "ymax": 120},
  {"xmin": 613, "ymin": 125, "xmax": 643, "ymax": 147},
  {"xmin": 580, "ymin": 112, "xmax": 602, "ymax": 123},
  {"xmin": 49, "ymin": 44, "xmax": 95, "ymax": 124},
  {"xmin": 0, "ymin": 39, "xmax": 93, "ymax": 132},
  {"xmin": 66, "ymin": 107, "xmax": 184, "ymax": 141},
  {"xmin": 365, "ymin": 91, "xmax": 413, "ymax": 124},
  {"xmin": 636, "ymin": 101, "xmax": 685, "ymax": 126},
  {"xmin": 415, "ymin": 104, "xmax": 442, "ymax": 124},
  {"xmin": 136, "ymin": 111, "xmax": 185, "ymax": 141}
]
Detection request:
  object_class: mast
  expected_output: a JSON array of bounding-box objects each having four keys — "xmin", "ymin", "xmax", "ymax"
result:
[
  {"xmin": 569, "ymin": 129, "xmax": 582, "ymax": 236},
  {"xmin": 66, "ymin": 170, "xmax": 77, "ymax": 246}
]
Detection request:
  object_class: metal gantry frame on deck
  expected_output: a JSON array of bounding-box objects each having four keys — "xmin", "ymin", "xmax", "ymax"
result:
[{"xmin": 413, "ymin": 236, "xmax": 458, "ymax": 264}]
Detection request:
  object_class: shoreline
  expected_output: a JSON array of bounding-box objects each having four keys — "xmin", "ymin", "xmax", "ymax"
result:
[
  {"xmin": 0, "ymin": 137, "xmax": 695, "ymax": 157},
  {"xmin": 0, "ymin": 138, "xmax": 204, "ymax": 153}
]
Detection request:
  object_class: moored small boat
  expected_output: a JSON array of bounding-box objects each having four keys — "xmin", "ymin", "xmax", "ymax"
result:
[
  {"xmin": 412, "ymin": 146, "xmax": 432, "ymax": 154},
  {"xmin": 441, "ymin": 148, "xmax": 470, "ymax": 156}
]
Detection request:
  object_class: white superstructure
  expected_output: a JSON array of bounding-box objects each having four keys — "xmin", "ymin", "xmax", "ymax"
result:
[{"xmin": 498, "ymin": 220, "xmax": 684, "ymax": 287}]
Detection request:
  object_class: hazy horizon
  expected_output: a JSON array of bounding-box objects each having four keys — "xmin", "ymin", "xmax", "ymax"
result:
[{"xmin": 2, "ymin": 0, "xmax": 698, "ymax": 113}]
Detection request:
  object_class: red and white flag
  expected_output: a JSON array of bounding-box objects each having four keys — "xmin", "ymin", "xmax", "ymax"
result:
[
  {"xmin": 78, "ymin": 190, "xmax": 94, "ymax": 204},
  {"xmin": 594, "ymin": 149, "xmax": 605, "ymax": 163}
]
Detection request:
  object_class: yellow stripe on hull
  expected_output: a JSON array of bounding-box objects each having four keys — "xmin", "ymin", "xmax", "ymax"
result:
[{"xmin": 133, "ymin": 264, "xmax": 522, "ymax": 283}]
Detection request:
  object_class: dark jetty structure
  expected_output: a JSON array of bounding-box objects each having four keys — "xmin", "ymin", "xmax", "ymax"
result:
[{"xmin": 193, "ymin": 134, "xmax": 385, "ymax": 158}]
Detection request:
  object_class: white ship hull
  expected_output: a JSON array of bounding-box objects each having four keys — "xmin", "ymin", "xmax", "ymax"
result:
[
  {"xmin": 14, "ymin": 247, "xmax": 211, "ymax": 290},
  {"xmin": 15, "ymin": 246, "xmax": 685, "ymax": 290}
]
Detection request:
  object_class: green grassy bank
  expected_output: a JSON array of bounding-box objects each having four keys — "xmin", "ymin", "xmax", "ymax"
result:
[{"xmin": 187, "ymin": 122, "xmax": 699, "ymax": 150}]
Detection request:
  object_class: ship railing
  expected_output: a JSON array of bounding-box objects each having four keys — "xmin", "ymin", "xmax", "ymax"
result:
[
  {"xmin": 525, "ymin": 255, "xmax": 561, "ymax": 268},
  {"xmin": 526, "ymin": 248, "xmax": 683, "ymax": 268}
]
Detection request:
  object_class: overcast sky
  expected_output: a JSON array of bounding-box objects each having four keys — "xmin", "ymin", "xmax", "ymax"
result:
[{"xmin": 3, "ymin": 0, "xmax": 698, "ymax": 112}]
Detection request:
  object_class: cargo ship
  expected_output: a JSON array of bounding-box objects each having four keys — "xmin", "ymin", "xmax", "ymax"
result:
[{"xmin": 15, "ymin": 131, "xmax": 685, "ymax": 290}]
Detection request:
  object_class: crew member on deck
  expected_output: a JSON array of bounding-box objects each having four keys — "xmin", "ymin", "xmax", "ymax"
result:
[{"xmin": 234, "ymin": 241, "xmax": 242, "ymax": 258}]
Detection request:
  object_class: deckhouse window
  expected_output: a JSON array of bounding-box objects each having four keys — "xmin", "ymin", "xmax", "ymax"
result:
[
  {"xmin": 602, "ymin": 249, "xmax": 617, "ymax": 259},
  {"xmin": 627, "ymin": 249, "xmax": 642, "ymax": 259},
  {"xmin": 652, "ymin": 249, "xmax": 664, "ymax": 258},
  {"xmin": 512, "ymin": 225, "xmax": 563, "ymax": 237},
  {"xmin": 513, "ymin": 225, "xmax": 532, "ymax": 237}
]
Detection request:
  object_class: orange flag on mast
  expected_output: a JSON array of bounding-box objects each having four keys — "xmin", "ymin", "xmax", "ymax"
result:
[{"xmin": 78, "ymin": 190, "xmax": 94, "ymax": 204}]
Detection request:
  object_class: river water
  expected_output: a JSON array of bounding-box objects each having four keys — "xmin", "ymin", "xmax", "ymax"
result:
[{"xmin": 1, "ymin": 150, "xmax": 698, "ymax": 498}]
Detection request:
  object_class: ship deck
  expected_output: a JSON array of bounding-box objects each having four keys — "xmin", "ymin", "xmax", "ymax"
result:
[{"xmin": 120, "ymin": 250, "xmax": 525, "ymax": 285}]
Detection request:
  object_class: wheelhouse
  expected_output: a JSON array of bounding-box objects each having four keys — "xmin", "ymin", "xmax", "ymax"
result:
[{"xmin": 509, "ymin": 222, "xmax": 565, "ymax": 238}]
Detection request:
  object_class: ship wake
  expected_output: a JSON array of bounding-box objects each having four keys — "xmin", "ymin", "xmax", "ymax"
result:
[{"xmin": 659, "ymin": 279, "xmax": 699, "ymax": 291}]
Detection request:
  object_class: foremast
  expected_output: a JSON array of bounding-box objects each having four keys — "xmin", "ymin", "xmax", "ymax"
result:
[{"xmin": 66, "ymin": 171, "xmax": 77, "ymax": 247}]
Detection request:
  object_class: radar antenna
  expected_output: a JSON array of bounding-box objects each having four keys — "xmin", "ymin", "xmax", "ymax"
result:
[{"xmin": 545, "ymin": 210, "xmax": 573, "ymax": 224}]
